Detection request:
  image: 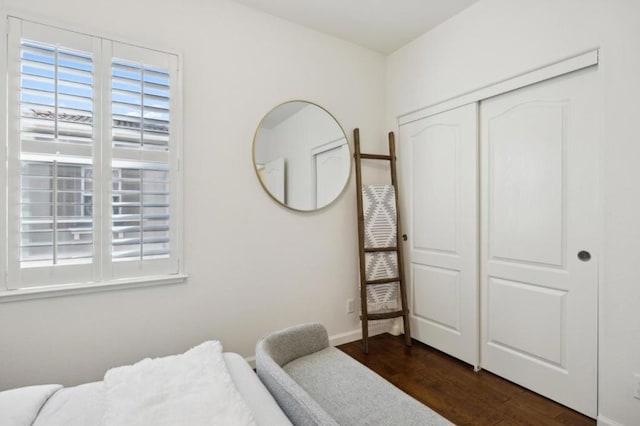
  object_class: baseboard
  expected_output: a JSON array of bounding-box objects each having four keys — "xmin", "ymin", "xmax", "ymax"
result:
[
  {"xmin": 597, "ymin": 415, "xmax": 624, "ymax": 426},
  {"xmin": 244, "ymin": 321, "xmax": 395, "ymax": 369},
  {"xmin": 389, "ymin": 318, "xmax": 403, "ymax": 336},
  {"xmin": 328, "ymin": 321, "xmax": 394, "ymax": 347}
]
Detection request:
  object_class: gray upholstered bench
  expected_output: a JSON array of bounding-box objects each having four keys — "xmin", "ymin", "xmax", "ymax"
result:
[{"xmin": 256, "ymin": 323, "xmax": 452, "ymax": 426}]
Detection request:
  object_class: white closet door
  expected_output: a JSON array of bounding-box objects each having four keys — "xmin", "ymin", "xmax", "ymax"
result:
[
  {"xmin": 400, "ymin": 103, "xmax": 479, "ymax": 367},
  {"xmin": 480, "ymin": 69, "xmax": 599, "ymax": 417},
  {"xmin": 314, "ymin": 140, "xmax": 349, "ymax": 208},
  {"xmin": 264, "ymin": 157, "xmax": 286, "ymax": 204}
]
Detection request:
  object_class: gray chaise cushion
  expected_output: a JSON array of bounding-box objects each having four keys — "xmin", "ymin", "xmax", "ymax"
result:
[
  {"xmin": 284, "ymin": 346, "xmax": 451, "ymax": 426},
  {"xmin": 256, "ymin": 323, "xmax": 338, "ymax": 426},
  {"xmin": 256, "ymin": 323, "xmax": 453, "ymax": 426}
]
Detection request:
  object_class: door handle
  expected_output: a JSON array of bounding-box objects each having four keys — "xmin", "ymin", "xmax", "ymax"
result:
[
  {"xmin": 578, "ymin": 251, "xmax": 591, "ymax": 262},
  {"xmin": 402, "ymin": 234, "xmax": 408, "ymax": 241}
]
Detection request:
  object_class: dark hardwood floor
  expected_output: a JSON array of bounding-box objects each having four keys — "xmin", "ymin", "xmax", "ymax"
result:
[{"xmin": 336, "ymin": 334, "xmax": 595, "ymax": 426}]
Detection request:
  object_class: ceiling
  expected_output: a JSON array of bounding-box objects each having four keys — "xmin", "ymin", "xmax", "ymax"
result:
[{"xmin": 230, "ymin": 0, "xmax": 480, "ymax": 54}]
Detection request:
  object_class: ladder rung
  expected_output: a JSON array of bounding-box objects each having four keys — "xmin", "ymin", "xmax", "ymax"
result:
[
  {"xmin": 365, "ymin": 277, "xmax": 400, "ymax": 285},
  {"xmin": 364, "ymin": 246, "xmax": 397, "ymax": 253},
  {"xmin": 362, "ymin": 310, "xmax": 407, "ymax": 321},
  {"xmin": 359, "ymin": 153, "xmax": 392, "ymax": 161}
]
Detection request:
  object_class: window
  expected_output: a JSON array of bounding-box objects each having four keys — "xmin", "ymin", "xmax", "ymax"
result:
[{"xmin": 3, "ymin": 17, "xmax": 183, "ymax": 294}]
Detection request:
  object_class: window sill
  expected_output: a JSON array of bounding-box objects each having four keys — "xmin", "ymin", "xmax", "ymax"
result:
[{"xmin": 0, "ymin": 274, "xmax": 188, "ymax": 303}]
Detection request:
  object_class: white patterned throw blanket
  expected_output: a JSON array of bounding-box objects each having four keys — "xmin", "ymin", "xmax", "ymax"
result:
[
  {"xmin": 362, "ymin": 185, "xmax": 399, "ymax": 312},
  {"xmin": 102, "ymin": 341, "xmax": 256, "ymax": 426}
]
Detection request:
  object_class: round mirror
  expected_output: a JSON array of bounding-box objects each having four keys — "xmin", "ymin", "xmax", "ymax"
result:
[{"xmin": 253, "ymin": 101, "xmax": 351, "ymax": 211}]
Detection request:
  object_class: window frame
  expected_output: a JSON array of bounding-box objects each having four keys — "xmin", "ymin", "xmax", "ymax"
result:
[{"xmin": 0, "ymin": 15, "xmax": 186, "ymax": 302}]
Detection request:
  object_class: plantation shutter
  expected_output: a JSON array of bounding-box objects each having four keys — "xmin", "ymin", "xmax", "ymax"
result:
[
  {"xmin": 107, "ymin": 41, "xmax": 179, "ymax": 279},
  {"xmin": 7, "ymin": 18, "xmax": 100, "ymax": 288},
  {"xmin": 20, "ymin": 41, "xmax": 94, "ymax": 145},
  {"xmin": 111, "ymin": 59, "xmax": 170, "ymax": 150},
  {"xmin": 7, "ymin": 17, "xmax": 181, "ymax": 290}
]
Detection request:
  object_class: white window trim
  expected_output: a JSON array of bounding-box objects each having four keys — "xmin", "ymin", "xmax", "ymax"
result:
[
  {"xmin": 0, "ymin": 274, "xmax": 188, "ymax": 303},
  {"xmin": 0, "ymin": 15, "xmax": 186, "ymax": 301}
]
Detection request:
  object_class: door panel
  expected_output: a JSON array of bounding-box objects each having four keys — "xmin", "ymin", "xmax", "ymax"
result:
[
  {"xmin": 400, "ymin": 103, "xmax": 479, "ymax": 367},
  {"xmin": 480, "ymin": 69, "xmax": 599, "ymax": 417},
  {"xmin": 264, "ymin": 157, "xmax": 285, "ymax": 204},
  {"xmin": 487, "ymin": 277, "xmax": 566, "ymax": 366},
  {"xmin": 412, "ymin": 125, "xmax": 457, "ymax": 253},
  {"xmin": 413, "ymin": 265, "xmax": 460, "ymax": 332},
  {"xmin": 314, "ymin": 140, "xmax": 349, "ymax": 208},
  {"xmin": 489, "ymin": 102, "xmax": 564, "ymax": 266}
]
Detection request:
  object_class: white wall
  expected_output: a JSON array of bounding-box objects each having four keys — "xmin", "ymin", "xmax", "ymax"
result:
[
  {"xmin": 0, "ymin": 0, "xmax": 389, "ymax": 390},
  {"xmin": 387, "ymin": 0, "xmax": 640, "ymax": 424}
]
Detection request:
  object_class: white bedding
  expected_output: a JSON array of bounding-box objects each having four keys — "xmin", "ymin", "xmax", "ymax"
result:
[
  {"xmin": 33, "ymin": 382, "xmax": 105, "ymax": 426},
  {"xmin": 2, "ymin": 352, "xmax": 291, "ymax": 426},
  {"xmin": 224, "ymin": 353, "xmax": 292, "ymax": 425},
  {"xmin": 0, "ymin": 384, "xmax": 61, "ymax": 426},
  {"xmin": 102, "ymin": 341, "xmax": 255, "ymax": 426}
]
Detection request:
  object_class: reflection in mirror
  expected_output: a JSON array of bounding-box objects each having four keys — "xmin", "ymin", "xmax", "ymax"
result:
[{"xmin": 253, "ymin": 101, "xmax": 350, "ymax": 211}]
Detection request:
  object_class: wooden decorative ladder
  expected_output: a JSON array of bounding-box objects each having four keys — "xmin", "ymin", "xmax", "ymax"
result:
[{"xmin": 353, "ymin": 128, "xmax": 411, "ymax": 353}]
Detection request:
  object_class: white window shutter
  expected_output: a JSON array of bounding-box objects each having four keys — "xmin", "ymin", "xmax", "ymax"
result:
[
  {"xmin": 5, "ymin": 17, "xmax": 181, "ymax": 290},
  {"xmin": 107, "ymin": 42, "xmax": 179, "ymax": 279},
  {"xmin": 7, "ymin": 18, "xmax": 100, "ymax": 288}
]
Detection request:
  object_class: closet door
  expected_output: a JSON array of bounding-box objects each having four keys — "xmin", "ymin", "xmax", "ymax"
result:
[
  {"xmin": 480, "ymin": 69, "xmax": 599, "ymax": 417},
  {"xmin": 264, "ymin": 157, "xmax": 286, "ymax": 204},
  {"xmin": 399, "ymin": 103, "xmax": 479, "ymax": 367},
  {"xmin": 313, "ymin": 140, "xmax": 349, "ymax": 208}
]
